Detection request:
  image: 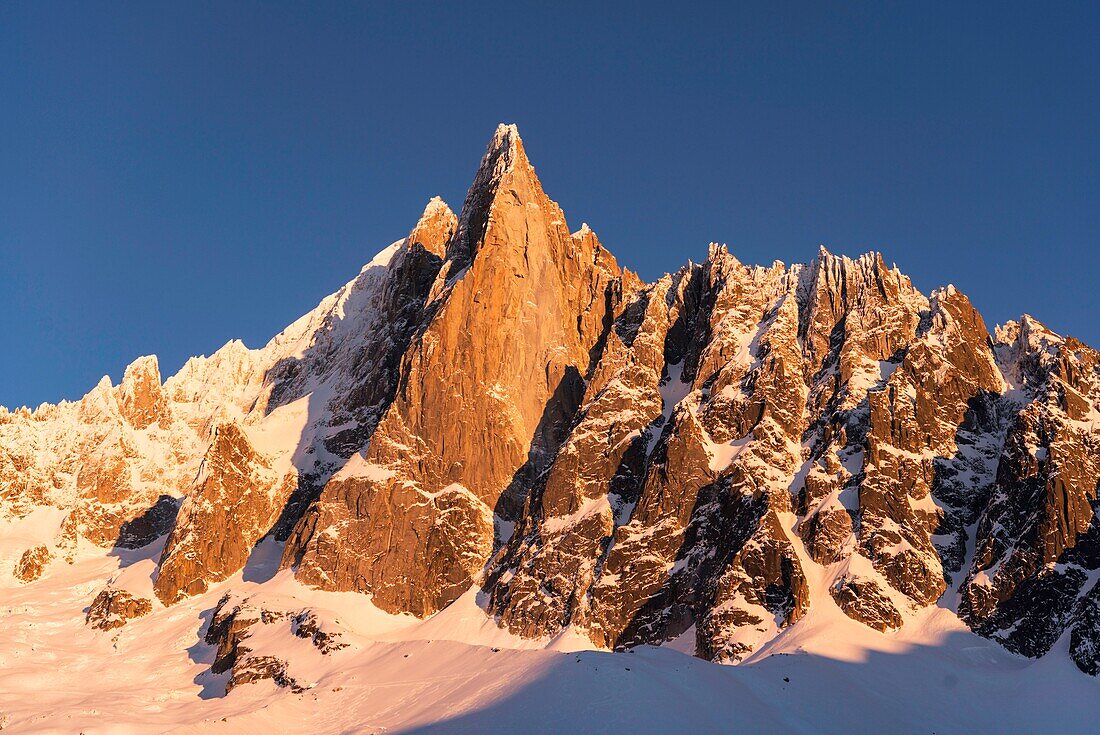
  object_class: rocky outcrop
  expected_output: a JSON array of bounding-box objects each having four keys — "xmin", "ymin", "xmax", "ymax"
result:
[
  {"xmin": 1071, "ymin": 582, "xmax": 1100, "ymax": 675},
  {"xmin": 291, "ymin": 610, "xmax": 348, "ymax": 655},
  {"xmin": 13, "ymin": 545, "xmax": 51, "ymax": 582},
  {"xmin": 488, "ymin": 243, "xmax": 975, "ymax": 659},
  {"xmin": 830, "ymin": 576, "xmax": 903, "ymax": 632},
  {"xmin": 787, "ymin": 258, "xmax": 1011, "ymax": 636},
  {"xmin": 204, "ymin": 593, "xmax": 345, "ymax": 693},
  {"xmin": 488, "ymin": 272, "xmax": 675, "ymax": 638},
  {"xmin": 85, "ymin": 588, "xmax": 153, "ymax": 630},
  {"xmin": 488, "ymin": 248, "xmax": 813, "ymax": 659},
  {"xmin": 287, "ymin": 469, "xmax": 496, "ymax": 616},
  {"xmin": 205, "ymin": 595, "xmax": 302, "ymax": 692},
  {"xmin": 154, "ymin": 424, "xmax": 296, "ymax": 604},
  {"xmin": 856, "ymin": 287, "xmax": 1004, "ymax": 605}
]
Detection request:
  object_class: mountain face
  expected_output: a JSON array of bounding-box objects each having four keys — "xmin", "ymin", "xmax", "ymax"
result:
[{"xmin": 3, "ymin": 124, "xmax": 1100, "ymax": 689}]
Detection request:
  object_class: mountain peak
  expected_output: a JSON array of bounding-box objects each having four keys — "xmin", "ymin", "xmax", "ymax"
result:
[
  {"xmin": 1017, "ymin": 313, "xmax": 1062, "ymax": 347},
  {"xmin": 491, "ymin": 122, "xmax": 522, "ymax": 150},
  {"xmin": 117, "ymin": 354, "xmax": 168, "ymax": 430},
  {"xmin": 407, "ymin": 197, "xmax": 456, "ymax": 258},
  {"xmin": 445, "ymin": 124, "xmax": 540, "ymax": 272},
  {"xmin": 421, "ymin": 195, "xmax": 451, "ymax": 216},
  {"xmin": 476, "ymin": 123, "xmax": 526, "ymax": 184}
]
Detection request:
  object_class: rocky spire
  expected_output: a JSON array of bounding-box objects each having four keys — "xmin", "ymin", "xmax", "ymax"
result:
[
  {"xmin": 284, "ymin": 123, "xmax": 625, "ymax": 616},
  {"xmin": 443, "ymin": 123, "xmax": 527, "ymax": 274}
]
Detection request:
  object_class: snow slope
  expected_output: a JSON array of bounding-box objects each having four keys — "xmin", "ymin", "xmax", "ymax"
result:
[{"xmin": 2, "ymin": 507, "xmax": 1098, "ymax": 734}]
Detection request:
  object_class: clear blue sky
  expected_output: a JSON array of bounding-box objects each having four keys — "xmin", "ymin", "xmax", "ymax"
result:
[{"xmin": 2, "ymin": 2, "xmax": 1098, "ymax": 407}]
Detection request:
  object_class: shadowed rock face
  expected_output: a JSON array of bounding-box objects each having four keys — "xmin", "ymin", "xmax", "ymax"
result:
[
  {"xmin": 487, "ymin": 244, "xmax": 990, "ymax": 658},
  {"xmin": 487, "ymin": 273, "xmax": 674, "ymax": 639},
  {"xmin": 485, "ymin": 242, "xmax": 1005, "ymax": 659},
  {"xmin": 574, "ymin": 255, "xmax": 814, "ymax": 659},
  {"xmin": 848, "ymin": 288, "xmax": 1005, "ymax": 616},
  {"xmin": 960, "ymin": 321, "xmax": 1100, "ymax": 666},
  {"xmin": 6, "ymin": 125, "xmax": 1100, "ymax": 675}
]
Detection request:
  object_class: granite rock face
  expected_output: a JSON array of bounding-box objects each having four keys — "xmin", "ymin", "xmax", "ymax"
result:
[
  {"xmin": 483, "ymin": 240, "xmax": 1006, "ymax": 659},
  {"xmin": 116, "ymin": 356, "xmax": 171, "ymax": 431},
  {"xmin": 5, "ymin": 125, "xmax": 1100, "ymax": 675},
  {"xmin": 154, "ymin": 423, "xmax": 297, "ymax": 604}
]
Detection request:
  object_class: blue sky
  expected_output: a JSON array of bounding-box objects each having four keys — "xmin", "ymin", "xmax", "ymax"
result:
[{"xmin": 2, "ymin": 2, "xmax": 1098, "ymax": 407}]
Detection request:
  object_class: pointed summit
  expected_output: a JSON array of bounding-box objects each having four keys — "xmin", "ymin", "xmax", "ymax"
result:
[
  {"xmin": 1017, "ymin": 313, "xmax": 1063, "ymax": 349},
  {"xmin": 421, "ymin": 195, "xmax": 452, "ymax": 218},
  {"xmin": 485, "ymin": 123, "xmax": 523, "ymax": 168},
  {"xmin": 11, "ymin": 124, "xmax": 1100, "ymax": 695},
  {"xmin": 406, "ymin": 197, "xmax": 456, "ymax": 259},
  {"xmin": 446, "ymin": 123, "xmax": 540, "ymax": 270}
]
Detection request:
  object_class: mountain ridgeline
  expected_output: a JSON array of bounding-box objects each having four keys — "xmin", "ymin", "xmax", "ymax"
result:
[{"xmin": 4, "ymin": 125, "xmax": 1100, "ymax": 678}]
